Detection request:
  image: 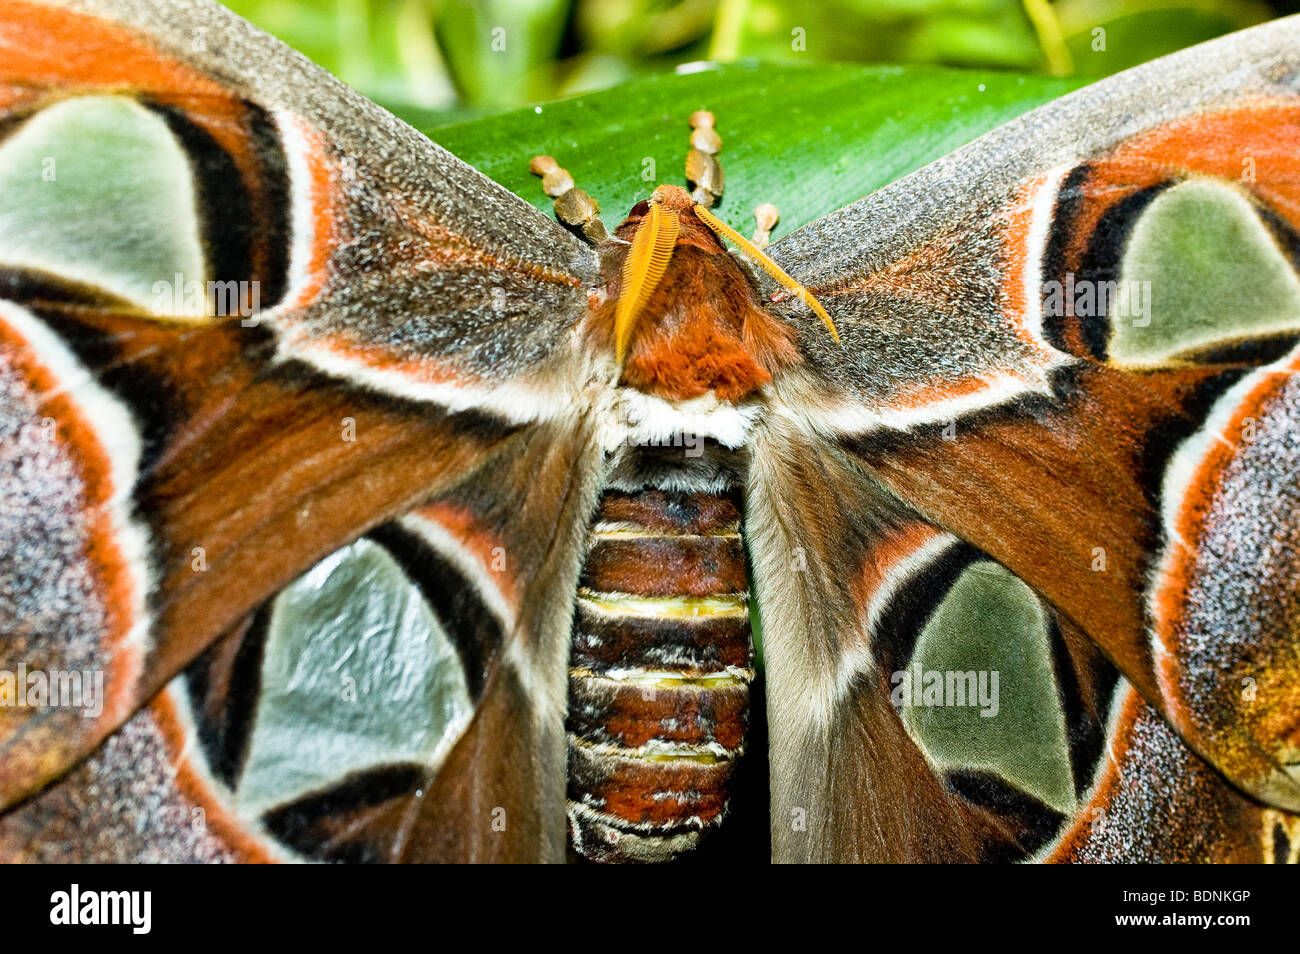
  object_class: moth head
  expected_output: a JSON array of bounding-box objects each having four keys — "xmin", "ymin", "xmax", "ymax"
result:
[
  {"xmin": 648, "ymin": 183, "xmax": 695, "ymax": 213},
  {"xmin": 622, "ymin": 187, "xmax": 841, "ymax": 348},
  {"xmin": 599, "ymin": 193, "xmax": 803, "ymax": 403}
]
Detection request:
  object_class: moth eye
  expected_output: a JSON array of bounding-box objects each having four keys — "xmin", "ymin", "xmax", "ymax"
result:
[
  {"xmin": 898, "ymin": 561, "xmax": 1075, "ymax": 817},
  {"xmin": 184, "ymin": 533, "xmax": 478, "ymax": 861},
  {"xmin": 0, "ymin": 95, "xmax": 206, "ymax": 314},
  {"xmin": 1111, "ymin": 179, "xmax": 1300, "ymax": 367},
  {"xmin": 0, "ymin": 92, "xmax": 288, "ymax": 321},
  {"xmin": 238, "ymin": 538, "xmax": 473, "ymax": 815},
  {"xmin": 1042, "ymin": 167, "xmax": 1300, "ymax": 368}
]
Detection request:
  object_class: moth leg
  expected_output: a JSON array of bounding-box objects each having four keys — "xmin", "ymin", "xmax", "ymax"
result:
[
  {"xmin": 529, "ymin": 155, "xmax": 610, "ymax": 244},
  {"xmin": 751, "ymin": 203, "xmax": 779, "ymax": 249},
  {"xmin": 686, "ymin": 110, "xmax": 724, "ymax": 208}
]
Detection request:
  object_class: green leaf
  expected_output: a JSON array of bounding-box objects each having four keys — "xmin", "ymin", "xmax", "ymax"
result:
[
  {"xmin": 435, "ymin": 0, "xmax": 572, "ymax": 106},
  {"xmin": 712, "ymin": 0, "xmax": 1046, "ymax": 71},
  {"xmin": 576, "ymin": 0, "xmax": 717, "ymax": 57},
  {"xmin": 422, "ymin": 61, "xmax": 1088, "ymax": 239},
  {"xmin": 1057, "ymin": 0, "xmax": 1269, "ymax": 76},
  {"xmin": 226, "ymin": 0, "xmax": 459, "ymax": 111}
]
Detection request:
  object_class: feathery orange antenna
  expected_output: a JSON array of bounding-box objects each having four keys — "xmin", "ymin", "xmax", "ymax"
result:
[
  {"xmin": 692, "ymin": 203, "xmax": 840, "ymax": 343},
  {"xmin": 615, "ymin": 202, "xmax": 680, "ymax": 362}
]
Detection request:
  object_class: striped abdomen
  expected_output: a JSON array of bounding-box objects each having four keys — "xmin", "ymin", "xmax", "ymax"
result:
[{"xmin": 566, "ymin": 488, "xmax": 754, "ymax": 862}]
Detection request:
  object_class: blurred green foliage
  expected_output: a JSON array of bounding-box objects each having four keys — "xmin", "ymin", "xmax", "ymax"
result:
[{"xmin": 228, "ymin": 0, "xmax": 1289, "ymax": 122}]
